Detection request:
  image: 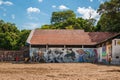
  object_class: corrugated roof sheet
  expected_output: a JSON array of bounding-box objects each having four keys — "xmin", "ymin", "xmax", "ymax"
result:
[{"xmin": 28, "ymin": 30, "xmax": 117, "ymax": 45}]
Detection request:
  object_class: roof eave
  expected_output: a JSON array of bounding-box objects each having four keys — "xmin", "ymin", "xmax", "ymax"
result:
[
  {"xmin": 26, "ymin": 30, "xmax": 35, "ymax": 44},
  {"xmin": 96, "ymin": 33, "xmax": 120, "ymax": 45}
]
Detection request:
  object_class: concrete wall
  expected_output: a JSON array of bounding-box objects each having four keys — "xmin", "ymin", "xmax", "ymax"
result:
[
  {"xmin": 30, "ymin": 48, "xmax": 98, "ymax": 63},
  {"xmin": 112, "ymin": 39, "xmax": 120, "ymax": 64},
  {"xmin": 97, "ymin": 47, "xmax": 102, "ymax": 62}
]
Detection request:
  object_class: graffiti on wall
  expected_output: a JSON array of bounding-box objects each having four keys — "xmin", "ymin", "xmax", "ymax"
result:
[
  {"xmin": 102, "ymin": 46, "xmax": 106, "ymax": 57},
  {"xmin": 30, "ymin": 48, "xmax": 98, "ymax": 63},
  {"xmin": 106, "ymin": 44, "xmax": 112, "ymax": 63},
  {"xmin": 101, "ymin": 44, "xmax": 112, "ymax": 64},
  {"xmin": 102, "ymin": 46, "xmax": 107, "ymax": 63}
]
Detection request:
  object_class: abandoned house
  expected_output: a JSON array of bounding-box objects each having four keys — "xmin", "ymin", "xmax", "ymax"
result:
[{"xmin": 26, "ymin": 29, "xmax": 120, "ymax": 64}]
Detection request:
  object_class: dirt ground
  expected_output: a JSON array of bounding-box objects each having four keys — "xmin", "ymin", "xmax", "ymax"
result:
[{"xmin": 0, "ymin": 63, "xmax": 120, "ymax": 80}]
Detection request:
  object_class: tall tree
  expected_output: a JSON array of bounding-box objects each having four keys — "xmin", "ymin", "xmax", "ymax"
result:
[
  {"xmin": 97, "ymin": 0, "xmax": 120, "ymax": 32},
  {"xmin": 0, "ymin": 20, "xmax": 30, "ymax": 50},
  {"xmin": 51, "ymin": 10, "xmax": 76, "ymax": 24},
  {"xmin": 41, "ymin": 17, "xmax": 95, "ymax": 31},
  {"xmin": 41, "ymin": 10, "xmax": 96, "ymax": 31}
]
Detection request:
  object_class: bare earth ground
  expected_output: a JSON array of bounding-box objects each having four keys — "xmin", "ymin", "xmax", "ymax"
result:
[{"xmin": 0, "ymin": 63, "xmax": 120, "ymax": 80}]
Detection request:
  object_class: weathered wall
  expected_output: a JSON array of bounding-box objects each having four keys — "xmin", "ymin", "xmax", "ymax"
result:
[
  {"xmin": 101, "ymin": 43, "xmax": 112, "ymax": 64},
  {"xmin": 97, "ymin": 47, "xmax": 102, "ymax": 62},
  {"xmin": 0, "ymin": 51, "xmax": 25, "ymax": 61},
  {"xmin": 112, "ymin": 39, "xmax": 120, "ymax": 64},
  {"xmin": 101, "ymin": 45, "xmax": 107, "ymax": 63},
  {"xmin": 30, "ymin": 48, "xmax": 98, "ymax": 63}
]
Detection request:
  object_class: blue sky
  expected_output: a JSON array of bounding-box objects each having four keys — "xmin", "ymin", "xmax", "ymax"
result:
[{"xmin": 0, "ymin": 0, "xmax": 107, "ymax": 30}]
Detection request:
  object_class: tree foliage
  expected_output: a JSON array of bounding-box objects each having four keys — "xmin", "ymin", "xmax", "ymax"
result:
[
  {"xmin": 41, "ymin": 0, "xmax": 120, "ymax": 32},
  {"xmin": 51, "ymin": 10, "xmax": 76, "ymax": 24},
  {"xmin": 17, "ymin": 29, "xmax": 31, "ymax": 47},
  {"xmin": 41, "ymin": 10, "xmax": 95, "ymax": 32},
  {"xmin": 97, "ymin": 0, "xmax": 120, "ymax": 32},
  {"xmin": 0, "ymin": 32, "xmax": 19, "ymax": 50},
  {"xmin": 0, "ymin": 20, "xmax": 30, "ymax": 50}
]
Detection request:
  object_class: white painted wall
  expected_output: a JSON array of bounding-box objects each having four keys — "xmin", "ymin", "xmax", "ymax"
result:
[
  {"xmin": 112, "ymin": 39, "xmax": 120, "ymax": 64},
  {"xmin": 97, "ymin": 47, "xmax": 102, "ymax": 62}
]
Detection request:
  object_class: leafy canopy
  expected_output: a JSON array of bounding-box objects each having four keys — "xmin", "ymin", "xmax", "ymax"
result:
[
  {"xmin": 41, "ymin": 10, "xmax": 96, "ymax": 32},
  {"xmin": 97, "ymin": 0, "xmax": 120, "ymax": 32},
  {"xmin": 0, "ymin": 20, "xmax": 30, "ymax": 50}
]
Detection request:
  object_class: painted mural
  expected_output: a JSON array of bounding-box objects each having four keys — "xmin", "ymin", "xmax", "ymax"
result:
[
  {"xmin": 101, "ymin": 43, "xmax": 112, "ymax": 64},
  {"xmin": 102, "ymin": 46, "xmax": 106, "ymax": 57},
  {"xmin": 106, "ymin": 44, "xmax": 112, "ymax": 64},
  {"xmin": 30, "ymin": 48, "xmax": 98, "ymax": 63}
]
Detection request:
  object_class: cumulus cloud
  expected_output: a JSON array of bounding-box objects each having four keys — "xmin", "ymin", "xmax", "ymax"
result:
[
  {"xmin": 11, "ymin": 14, "xmax": 15, "ymax": 19},
  {"xmin": 77, "ymin": 6, "xmax": 100, "ymax": 20},
  {"xmin": 52, "ymin": 5, "xmax": 56, "ymax": 8},
  {"xmin": 52, "ymin": 5, "xmax": 69, "ymax": 10},
  {"xmin": 0, "ymin": 0, "xmax": 13, "ymax": 6},
  {"xmin": 59, "ymin": 5, "xmax": 69, "ymax": 10},
  {"xmin": 38, "ymin": 0, "xmax": 43, "ymax": 3},
  {"xmin": 22, "ymin": 23, "xmax": 40, "ymax": 30},
  {"xmin": 27, "ymin": 7, "xmax": 40, "ymax": 14},
  {"xmin": 26, "ymin": 7, "xmax": 48, "ymax": 21},
  {"xmin": 27, "ymin": 7, "xmax": 41, "ymax": 21}
]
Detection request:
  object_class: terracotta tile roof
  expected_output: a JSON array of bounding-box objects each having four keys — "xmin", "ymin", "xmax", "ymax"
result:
[
  {"xmin": 27, "ymin": 30, "xmax": 117, "ymax": 45},
  {"xmin": 88, "ymin": 32, "xmax": 117, "ymax": 43}
]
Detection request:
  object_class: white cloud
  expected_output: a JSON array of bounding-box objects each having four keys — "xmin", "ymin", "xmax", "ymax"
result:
[
  {"xmin": 26, "ymin": 7, "xmax": 48, "ymax": 21},
  {"xmin": 27, "ymin": 7, "xmax": 41, "ymax": 21},
  {"xmin": 4, "ymin": 1, "xmax": 13, "ymax": 6},
  {"xmin": 38, "ymin": 0, "xmax": 43, "ymax": 3},
  {"xmin": 52, "ymin": 5, "xmax": 69, "ymax": 10},
  {"xmin": 22, "ymin": 23, "xmax": 40, "ymax": 30},
  {"xmin": 27, "ymin": 7, "xmax": 40, "ymax": 14},
  {"xmin": 90, "ymin": 0, "xmax": 93, "ymax": 2},
  {"xmin": 0, "ymin": 0, "xmax": 13, "ymax": 6},
  {"xmin": 59, "ymin": 5, "xmax": 69, "ymax": 10},
  {"xmin": 52, "ymin": 5, "xmax": 56, "ymax": 8},
  {"xmin": 77, "ymin": 7, "xmax": 100, "ymax": 20},
  {"xmin": 11, "ymin": 14, "xmax": 15, "ymax": 19}
]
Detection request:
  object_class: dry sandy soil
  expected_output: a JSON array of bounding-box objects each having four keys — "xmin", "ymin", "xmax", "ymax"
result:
[{"xmin": 0, "ymin": 63, "xmax": 120, "ymax": 80}]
